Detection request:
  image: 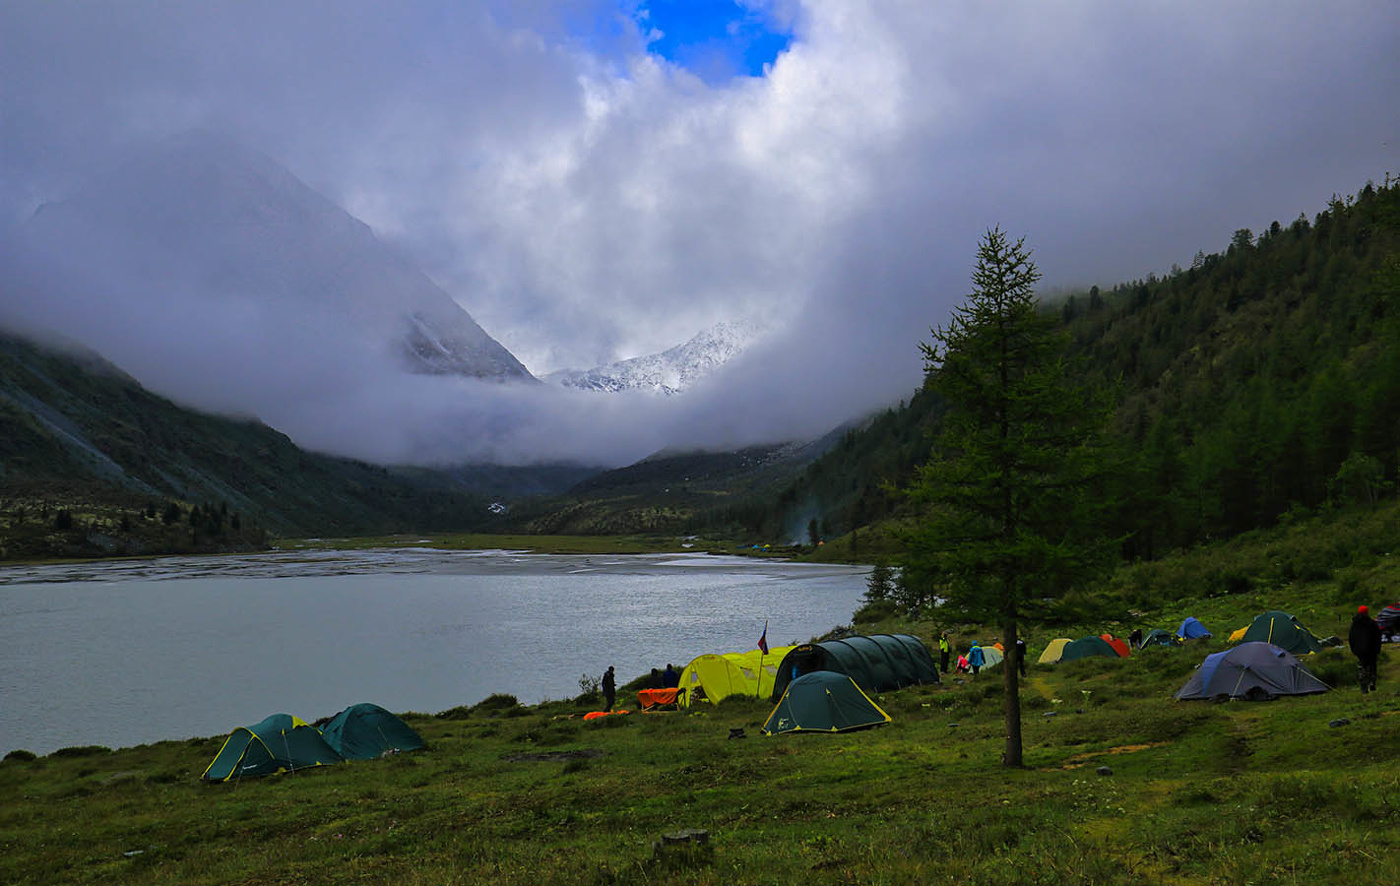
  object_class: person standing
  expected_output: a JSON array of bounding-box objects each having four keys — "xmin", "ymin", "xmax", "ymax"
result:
[
  {"xmin": 1349, "ymin": 606, "xmax": 1382, "ymax": 694},
  {"xmin": 968, "ymin": 643, "xmax": 984, "ymax": 676},
  {"xmin": 939, "ymin": 631, "xmax": 951, "ymax": 674},
  {"xmin": 1015, "ymin": 636, "xmax": 1028, "ymax": 678},
  {"xmin": 602, "ymin": 666, "xmax": 617, "ymax": 711}
]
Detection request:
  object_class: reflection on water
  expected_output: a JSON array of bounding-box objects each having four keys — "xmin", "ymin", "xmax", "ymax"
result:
[{"xmin": 0, "ymin": 550, "xmax": 868, "ymax": 754}]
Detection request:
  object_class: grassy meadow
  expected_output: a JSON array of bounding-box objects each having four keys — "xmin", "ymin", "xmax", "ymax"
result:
[
  {"xmin": 3, "ymin": 632, "xmax": 1397, "ymax": 883},
  {"xmin": 5, "ymin": 509, "xmax": 1400, "ymax": 884}
]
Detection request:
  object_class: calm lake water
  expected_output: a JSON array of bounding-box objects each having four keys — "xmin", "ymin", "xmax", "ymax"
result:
[{"xmin": 0, "ymin": 549, "xmax": 869, "ymax": 755}]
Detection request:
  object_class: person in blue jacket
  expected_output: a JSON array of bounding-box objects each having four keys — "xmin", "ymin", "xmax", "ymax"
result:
[{"xmin": 968, "ymin": 643, "xmax": 985, "ymax": 676}]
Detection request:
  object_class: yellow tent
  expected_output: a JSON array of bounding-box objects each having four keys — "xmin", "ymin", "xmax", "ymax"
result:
[
  {"xmin": 678, "ymin": 646, "xmax": 794, "ymax": 707},
  {"xmin": 1229, "ymin": 626, "xmax": 1248, "ymax": 643},
  {"xmin": 1038, "ymin": 638, "xmax": 1072, "ymax": 664}
]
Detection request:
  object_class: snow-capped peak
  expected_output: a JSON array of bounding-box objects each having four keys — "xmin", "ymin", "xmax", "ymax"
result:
[{"xmin": 547, "ymin": 319, "xmax": 769, "ymax": 395}]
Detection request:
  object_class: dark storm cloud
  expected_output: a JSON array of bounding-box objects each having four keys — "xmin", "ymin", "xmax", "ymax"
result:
[{"xmin": 2, "ymin": 1, "xmax": 1396, "ymax": 466}]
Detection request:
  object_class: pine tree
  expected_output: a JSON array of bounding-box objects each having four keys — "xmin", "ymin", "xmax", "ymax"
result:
[
  {"xmin": 864, "ymin": 562, "xmax": 894, "ymax": 603},
  {"xmin": 903, "ymin": 227, "xmax": 1115, "ymax": 768}
]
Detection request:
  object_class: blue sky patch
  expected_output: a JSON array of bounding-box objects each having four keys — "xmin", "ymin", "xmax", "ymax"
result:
[{"xmin": 638, "ymin": 1, "xmax": 793, "ymax": 82}]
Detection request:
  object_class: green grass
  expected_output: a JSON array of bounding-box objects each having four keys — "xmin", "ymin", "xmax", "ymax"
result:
[
  {"xmin": 10, "ymin": 506, "xmax": 1400, "ymax": 883},
  {"xmin": 3, "ymin": 636, "xmax": 1398, "ymax": 885}
]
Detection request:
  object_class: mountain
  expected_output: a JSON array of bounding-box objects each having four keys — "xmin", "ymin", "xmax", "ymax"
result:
[
  {"xmin": 546, "ymin": 319, "xmax": 766, "ymax": 394},
  {"xmin": 723, "ymin": 178, "xmax": 1400, "ymax": 555},
  {"xmin": 506, "ymin": 435, "xmax": 843, "ymax": 536},
  {"xmin": 21, "ymin": 130, "xmax": 533, "ymax": 382},
  {"xmin": 0, "ymin": 328, "xmax": 516, "ymax": 556}
]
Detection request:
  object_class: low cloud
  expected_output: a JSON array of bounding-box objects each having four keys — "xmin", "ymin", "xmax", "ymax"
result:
[{"xmin": 2, "ymin": 1, "xmax": 1395, "ymax": 467}]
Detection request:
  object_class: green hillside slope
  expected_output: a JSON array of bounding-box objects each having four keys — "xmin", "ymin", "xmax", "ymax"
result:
[
  {"xmin": 0, "ymin": 331, "xmax": 498, "ymax": 557},
  {"xmin": 734, "ymin": 178, "xmax": 1400, "ymax": 555}
]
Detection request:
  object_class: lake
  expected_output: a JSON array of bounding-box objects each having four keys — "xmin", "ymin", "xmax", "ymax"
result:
[{"xmin": 0, "ymin": 549, "xmax": 869, "ymax": 755}]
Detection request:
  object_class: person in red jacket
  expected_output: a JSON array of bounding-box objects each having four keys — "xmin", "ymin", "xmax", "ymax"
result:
[{"xmin": 1349, "ymin": 605, "xmax": 1382, "ymax": 694}]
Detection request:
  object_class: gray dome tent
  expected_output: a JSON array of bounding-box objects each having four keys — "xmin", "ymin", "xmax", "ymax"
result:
[
  {"xmin": 1174, "ymin": 642, "xmax": 1330, "ymax": 701},
  {"xmin": 769, "ymin": 633, "xmax": 939, "ymax": 702}
]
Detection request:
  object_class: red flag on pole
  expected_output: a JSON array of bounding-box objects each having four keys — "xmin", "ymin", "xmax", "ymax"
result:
[{"xmin": 757, "ymin": 620, "xmax": 769, "ymax": 655}]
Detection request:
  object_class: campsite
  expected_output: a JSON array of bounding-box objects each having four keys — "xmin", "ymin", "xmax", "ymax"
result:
[{"xmin": 4, "ymin": 516, "xmax": 1400, "ymax": 886}]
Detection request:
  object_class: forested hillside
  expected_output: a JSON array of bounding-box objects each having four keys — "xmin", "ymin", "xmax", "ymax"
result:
[
  {"xmin": 725, "ymin": 178, "xmax": 1400, "ymax": 553},
  {"xmin": 0, "ymin": 331, "xmax": 501, "ymax": 557}
]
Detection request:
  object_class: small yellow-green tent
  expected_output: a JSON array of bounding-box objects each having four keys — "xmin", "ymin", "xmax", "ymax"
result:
[
  {"xmin": 679, "ymin": 646, "xmax": 794, "ymax": 706},
  {"xmin": 1038, "ymin": 638, "xmax": 1072, "ymax": 664}
]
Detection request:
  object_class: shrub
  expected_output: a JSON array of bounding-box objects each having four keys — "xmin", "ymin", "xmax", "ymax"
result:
[
  {"xmin": 50, "ymin": 745, "xmax": 112, "ymax": 758},
  {"xmin": 1306, "ymin": 653, "xmax": 1354, "ymax": 690},
  {"xmin": 3, "ymin": 749, "xmax": 37, "ymax": 763},
  {"xmin": 578, "ymin": 673, "xmax": 601, "ymax": 696},
  {"xmin": 473, "ymin": 693, "xmax": 521, "ymax": 713},
  {"xmin": 854, "ymin": 600, "xmax": 900, "ymax": 624}
]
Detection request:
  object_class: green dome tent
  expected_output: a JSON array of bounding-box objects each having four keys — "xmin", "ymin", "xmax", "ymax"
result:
[
  {"xmin": 761, "ymin": 671, "xmax": 892, "ymax": 735},
  {"xmin": 1141, "ymin": 629, "xmax": 1183, "ymax": 648},
  {"xmin": 1057, "ymin": 636, "xmax": 1122, "ymax": 662},
  {"xmin": 769, "ymin": 634, "xmax": 939, "ymax": 702},
  {"xmin": 320, "ymin": 703, "xmax": 425, "ymax": 760},
  {"xmin": 1237, "ymin": 610, "xmax": 1323, "ymax": 655},
  {"xmin": 202, "ymin": 713, "xmax": 344, "ymax": 782}
]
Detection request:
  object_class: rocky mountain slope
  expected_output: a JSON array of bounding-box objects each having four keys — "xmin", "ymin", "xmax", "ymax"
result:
[{"xmin": 19, "ymin": 130, "xmax": 533, "ymax": 382}]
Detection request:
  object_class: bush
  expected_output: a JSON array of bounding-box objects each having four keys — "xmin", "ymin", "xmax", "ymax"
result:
[
  {"xmin": 854, "ymin": 600, "xmax": 900, "ymax": 624},
  {"xmin": 49, "ymin": 745, "xmax": 112, "ymax": 758},
  {"xmin": 474, "ymin": 693, "xmax": 521, "ymax": 712},
  {"xmin": 3, "ymin": 749, "xmax": 37, "ymax": 763},
  {"xmin": 1307, "ymin": 653, "xmax": 1355, "ymax": 690}
]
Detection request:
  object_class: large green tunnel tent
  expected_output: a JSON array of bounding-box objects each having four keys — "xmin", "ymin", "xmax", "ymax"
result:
[
  {"xmin": 769, "ymin": 633, "xmax": 939, "ymax": 702},
  {"xmin": 202, "ymin": 713, "xmax": 344, "ymax": 782}
]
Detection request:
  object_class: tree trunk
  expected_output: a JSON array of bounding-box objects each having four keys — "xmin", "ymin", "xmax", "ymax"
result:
[{"xmin": 1002, "ymin": 619, "xmax": 1023, "ymax": 767}]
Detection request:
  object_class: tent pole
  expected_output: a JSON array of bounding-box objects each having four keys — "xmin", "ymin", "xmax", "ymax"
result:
[{"xmin": 284, "ymin": 729, "xmax": 297, "ymax": 777}]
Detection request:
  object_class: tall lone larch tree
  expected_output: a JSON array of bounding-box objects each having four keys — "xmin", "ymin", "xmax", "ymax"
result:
[{"xmin": 905, "ymin": 227, "xmax": 1113, "ymax": 768}]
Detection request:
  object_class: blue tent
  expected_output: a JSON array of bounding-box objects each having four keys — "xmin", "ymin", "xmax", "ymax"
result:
[{"xmin": 1177, "ymin": 616, "xmax": 1212, "ymax": 640}]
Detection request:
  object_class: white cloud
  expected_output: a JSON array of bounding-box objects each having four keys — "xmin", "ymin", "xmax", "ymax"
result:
[{"xmin": 2, "ymin": 0, "xmax": 1396, "ymax": 466}]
